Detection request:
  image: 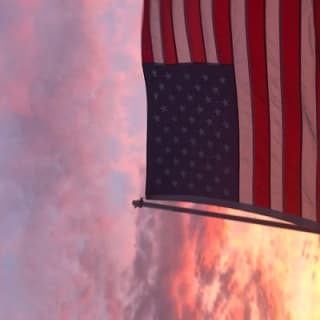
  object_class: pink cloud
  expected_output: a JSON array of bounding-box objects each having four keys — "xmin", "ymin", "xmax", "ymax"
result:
[{"xmin": 0, "ymin": 0, "xmax": 143, "ymax": 319}]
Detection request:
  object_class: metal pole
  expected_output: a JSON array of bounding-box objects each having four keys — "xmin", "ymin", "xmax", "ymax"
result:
[{"xmin": 132, "ymin": 198, "xmax": 320, "ymax": 235}]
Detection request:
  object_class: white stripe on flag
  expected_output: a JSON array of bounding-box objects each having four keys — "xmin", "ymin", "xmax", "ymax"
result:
[
  {"xmin": 150, "ymin": 0, "xmax": 164, "ymax": 63},
  {"xmin": 172, "ymin": 0, "xmax": 191, "ymax": 62},
  {"xmin": 231, "ymin": 0, "xmax": 253, "ymax": 204},
  {"xmin": 301, "ymin": 0, "xmax": 317, "ymax": 221},
  {"xmin": 266, "ymin": 0, "xmax": 283, "ymax": 212},
  {"xmin": 200, "ymin": 0, "xmax": 218, "ymax": 63}
]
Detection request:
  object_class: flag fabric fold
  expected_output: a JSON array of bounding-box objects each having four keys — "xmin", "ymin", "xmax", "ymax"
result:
[{"xmin": 142, "ymin": 0, "xmax": 320, "ymax": 227}]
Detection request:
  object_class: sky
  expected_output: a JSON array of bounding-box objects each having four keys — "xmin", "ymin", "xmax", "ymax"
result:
[{"xmin": 0, "ymin": 1, "xmax": 319, "ymax": 319}]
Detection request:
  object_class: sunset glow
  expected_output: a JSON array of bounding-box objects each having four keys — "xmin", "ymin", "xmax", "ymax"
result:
[{"xmin": 0, "ymin": 1, "xmax": 319, "ymax": 319}]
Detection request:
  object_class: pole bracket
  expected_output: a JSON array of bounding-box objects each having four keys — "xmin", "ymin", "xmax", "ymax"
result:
[{"xmin": 132, "ymin": 198, "xmax": 144, "ymax": 208}]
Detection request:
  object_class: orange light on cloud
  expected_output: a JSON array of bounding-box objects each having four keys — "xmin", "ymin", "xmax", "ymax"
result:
[{"xmin": 141, "ymin": 204, "xmax": 320, "ymax": 319}]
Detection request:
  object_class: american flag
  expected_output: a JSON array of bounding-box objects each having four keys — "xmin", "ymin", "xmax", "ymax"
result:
[{"xmin": 141, "ymin": 0, "xmax": 320, "ymax": 226}]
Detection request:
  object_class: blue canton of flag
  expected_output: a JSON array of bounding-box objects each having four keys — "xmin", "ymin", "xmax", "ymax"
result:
[{"xmin": 144, "ymin": 64, "xmax": 239, "ymax": 202}]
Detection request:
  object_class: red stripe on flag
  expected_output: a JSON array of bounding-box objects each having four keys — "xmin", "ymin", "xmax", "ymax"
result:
[
  {"xmin": 246, "ymin": 0, "xmax": 270, "ymax": 207},
  {"xmin": 213, "ymin": 0, "xmax": 233, "ymax": 64},
  {"xmin": 185, "ymin": 0, "xmax": 206, "ymax": 62},
  {"xmin": 281, "ymin": 0, "xmax": 302, "ymax": 216},
  {"xmin": 142, "ymin": 0, "xmax": 153, "ymax": 63},
  {"xmin": 314, "ymin": 0, "xmax": 320, "ymax": 221},
  {"xmin": 161, "ymin": 0, "xmax": 177, "ymax": 64}
]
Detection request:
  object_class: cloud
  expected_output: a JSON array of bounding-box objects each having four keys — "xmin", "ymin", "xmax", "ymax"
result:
[
  {"xmin": 127, "ymin": 202, "xmax": 320, "ymax": 320},
  {"xmin": 126, "ymin": 207, "xmax": 225, "ymax": 320},
  {"xmin": 0, "ymin": 0, "xmax": 143, "ymax": 319}
]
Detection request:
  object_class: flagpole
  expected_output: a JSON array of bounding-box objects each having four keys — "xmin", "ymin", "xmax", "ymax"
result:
[
  {"xmin": 132, "ymin": 198, "xmax": 320, "ymax": 235},
  {"xmin": 146, "ymin": 195, "xmax": 319, "ymax": 230}
]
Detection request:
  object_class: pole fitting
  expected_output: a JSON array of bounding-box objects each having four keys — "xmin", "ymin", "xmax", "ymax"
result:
[{"xmin": 132, "ymin": 198, "xmax": 144, "ymax": 208}]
